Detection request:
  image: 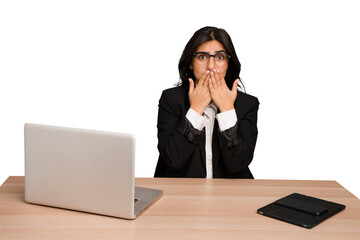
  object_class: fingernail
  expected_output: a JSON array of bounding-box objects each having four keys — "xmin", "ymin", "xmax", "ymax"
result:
[
  {"xmin": 206, "ymin": 70, "xmax": 210, "ymax": 74},
  {"xmin": 217, "ymin": 69, "xmax": 220, "ymax": 73}
]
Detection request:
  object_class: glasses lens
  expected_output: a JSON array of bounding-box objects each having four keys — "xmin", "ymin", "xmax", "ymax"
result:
[
  {"xmin": 214, "ymin": 53, "xmax": 229, "ymax": 66},
  {"xmin": 194, "ymin": 53, "xmax": 209, "ymax": 65}
]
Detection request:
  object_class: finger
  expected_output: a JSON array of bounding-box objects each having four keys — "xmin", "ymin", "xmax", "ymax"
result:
[
  {"xmin": 216, "ymin": 69, "xmax": 227, "ymax": 88},
  {"xmin": 214, "ymin": 69, "xmax": 223, "ymax": 86},
  {"xmin": 198, "ymin": 70, "xmax": 210, "ymax": 87},
  {"xmin": 209, "ymin": 75, "xmax": 215, "ymax": 93},
  {"xmin": 188, "ymin": 78, "xmax": 194, "ymax": 94},
  {"xmin": 203, "ymin": 70, "xmax": 211, "ymax": 87},
  {"xmin": 232, "ymin": 79, "xmax": 239, "ymax": 93},
  {"xmin": 210, "ymin": 69, "xmax": 218, "ymax": 88}
]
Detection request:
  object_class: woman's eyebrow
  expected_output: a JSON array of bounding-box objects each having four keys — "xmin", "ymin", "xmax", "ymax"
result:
[{"xmin": 196, "ymin": 50, "xmax": 226, "ymax": 54}]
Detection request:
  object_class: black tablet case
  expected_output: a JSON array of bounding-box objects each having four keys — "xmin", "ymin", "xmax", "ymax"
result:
[{"xmin": 257, "ymin": 193, "xmax": 346, "ymax": 229}]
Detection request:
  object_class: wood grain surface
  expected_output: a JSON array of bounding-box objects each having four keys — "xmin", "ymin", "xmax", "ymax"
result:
[{"xmin": 1, "ymin": 176, "xmax": 359, "ymax": 240}]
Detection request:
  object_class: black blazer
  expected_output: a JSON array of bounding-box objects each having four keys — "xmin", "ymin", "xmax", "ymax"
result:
[{"xmin": 154, "ymin": 86, "xmax": 259, "ymax": 178}]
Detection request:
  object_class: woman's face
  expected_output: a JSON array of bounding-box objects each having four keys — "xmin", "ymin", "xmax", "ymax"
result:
[{"xmin": 190, "ymin": 40, "xmax": 228, "ymax": 83}]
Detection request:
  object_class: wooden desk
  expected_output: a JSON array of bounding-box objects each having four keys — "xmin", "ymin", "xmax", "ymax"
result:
[{"xmin": 1, "ymin": 177, "xmax": 359, "ymax": 240}]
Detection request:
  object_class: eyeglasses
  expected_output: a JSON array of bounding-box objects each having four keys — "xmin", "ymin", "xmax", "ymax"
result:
[{"xmin": 193, "ymin": 51, "xmax": 231, "ymax": 66}]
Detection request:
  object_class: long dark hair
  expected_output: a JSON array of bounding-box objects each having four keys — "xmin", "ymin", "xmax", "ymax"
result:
[{"xmin": 177, "ymin": 26, "xmax": 245, "ymax": 92}]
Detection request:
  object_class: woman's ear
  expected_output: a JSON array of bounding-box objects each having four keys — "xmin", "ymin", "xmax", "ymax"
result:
[{"xmin": 189, "ymin": 64, "xmax": 193, "ymax": 70}]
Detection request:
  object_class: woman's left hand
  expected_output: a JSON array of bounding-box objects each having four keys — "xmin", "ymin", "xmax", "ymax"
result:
[{"xmin": 209, "ymin": 69, "xmax": 238, "ymax": 112}]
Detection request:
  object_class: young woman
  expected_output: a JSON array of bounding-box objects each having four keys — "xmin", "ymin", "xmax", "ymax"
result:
[{"xmin": 155, "ymin": 26, "xmax": 259, "ymax": 178}]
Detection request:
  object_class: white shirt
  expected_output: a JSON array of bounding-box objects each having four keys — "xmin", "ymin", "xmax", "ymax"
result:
[{"xmin": 185, "ymin": 103, "xmax": 237, "ymax": 178}]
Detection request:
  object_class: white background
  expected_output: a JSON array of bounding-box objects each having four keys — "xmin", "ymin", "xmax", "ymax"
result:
[{"xmin": 1, "ymin": 0, "xmax": 359, "ymax": 197}]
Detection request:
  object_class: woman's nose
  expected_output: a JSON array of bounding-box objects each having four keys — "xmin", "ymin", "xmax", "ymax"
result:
[{"xmin": 207, "ymin": 56, "xmax": 216, "ymax": 69}]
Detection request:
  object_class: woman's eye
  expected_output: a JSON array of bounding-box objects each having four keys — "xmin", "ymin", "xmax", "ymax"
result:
[
  {"xmin": 216, "ymin": 54, "xmax": 225, "ymax": 60},
  {"xmin": 198, "ymin": 54, "xmax": 207, "ymax": 60}
]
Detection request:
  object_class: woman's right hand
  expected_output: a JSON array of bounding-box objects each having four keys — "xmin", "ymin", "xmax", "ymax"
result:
[{"xmin": 188, "ymin": 70, "xmax": 211, "ymax": 115}]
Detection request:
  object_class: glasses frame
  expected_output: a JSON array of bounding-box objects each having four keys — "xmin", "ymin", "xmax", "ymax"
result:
[{"xmin": 192, "ymin": 51, "xmax": 231, "ymax": 66}]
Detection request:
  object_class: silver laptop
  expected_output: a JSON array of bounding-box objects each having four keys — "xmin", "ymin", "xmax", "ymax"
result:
[{"xmin": 24, "ymin": 123, "xmax": 163, "ymax": 219}]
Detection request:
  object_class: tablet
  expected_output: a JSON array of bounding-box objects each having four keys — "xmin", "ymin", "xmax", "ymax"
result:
[{"xmin": 257, "ymin": 193, "xmax": 346, "ymax": 229}]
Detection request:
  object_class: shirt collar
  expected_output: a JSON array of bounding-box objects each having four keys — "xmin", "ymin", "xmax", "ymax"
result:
[
  {"xmin": 209, "ymin": 101, "xmax": 218, "ymax": 111},
  {"xmin": 203, "ymin": 102, "xmax": 218, "ymax": 118}
]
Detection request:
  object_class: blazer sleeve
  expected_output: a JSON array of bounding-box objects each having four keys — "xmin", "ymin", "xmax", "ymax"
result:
[
  {"xmin": 157, "ymin": 89, "xmax": 204, "ymax": 170},
  {"xmin": 217, "ymin": 96, "xmax": 259, "ymax": 174}
]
